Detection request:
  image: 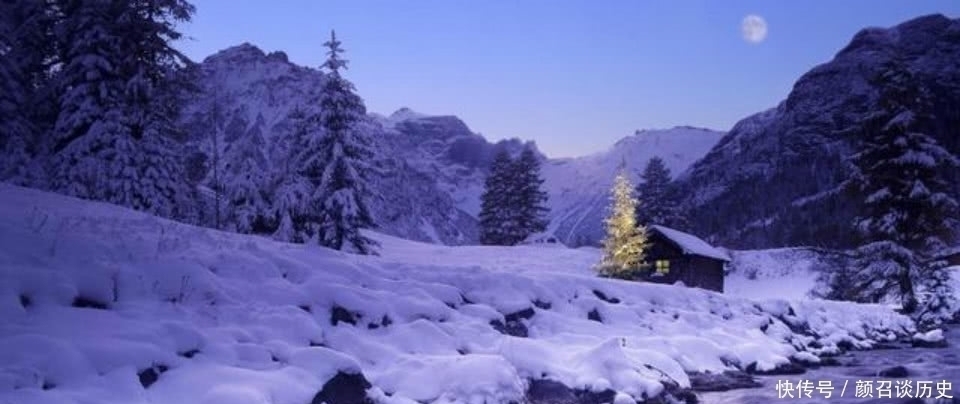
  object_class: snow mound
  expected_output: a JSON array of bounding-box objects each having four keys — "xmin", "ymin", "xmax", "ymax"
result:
[{"xmin": 0, "ymin": 184, "xmax": 916, "ymax": 404}]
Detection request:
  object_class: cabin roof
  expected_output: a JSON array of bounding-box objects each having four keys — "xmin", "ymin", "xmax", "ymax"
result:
[{"xmin": 650, "ymin": 225, "xmax": 731, "ymax": 262}]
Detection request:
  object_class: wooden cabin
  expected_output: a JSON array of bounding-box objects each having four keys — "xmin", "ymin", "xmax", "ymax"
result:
[{"xmin": 638, "ymin": 225, "xmax": 730, "ymax": 293}]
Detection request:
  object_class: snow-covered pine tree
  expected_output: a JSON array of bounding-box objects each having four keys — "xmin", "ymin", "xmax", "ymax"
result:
[
  {"xmin": 222, "ymin": 114, "xmax": 269, "ymax": 234},
  {"xmin": 511, "ymin": 146, "xmax": 550, "ymax": 242},
  {"xmin": 307, "ymin": 30, "xmax": 379, "ymax": 254},
  {"xmin": 847, "ymin": 59, "xmax": 959, "ymax": 317},
  {"xmin": 479, "ymin": 149, "xmax": 515, "ymax": 245},
  {"xmin": 0, "ymin": 0, "xmax": 57, "ymax": 185},
  {"xmin": 0, "ymin": 17, "xmax": 31, "ymax": 182},
  {"xmin": 596, "ymin": 164, "xmax": 650, "ymax": 279},
  {"xmin": 49, "ymin": 0, "xmax": 128, "ymax": 198},
  {"xmin": 916, "ymin": 255, "xmax": 958, "ymax": 327},
  {"xmin": 116, "ymin": 0, "xmax": 196, "ymax": 219},
  {"xmin": 635, "ymin": 156, "xmax": 686, "ymax": 229},
  {"xmin": 49, "ymin": 0, "xmax": 196, "ymax": 219},
  {"xmin": 270, "ymin": 105, "xmax": 314, "ymax": 242}
]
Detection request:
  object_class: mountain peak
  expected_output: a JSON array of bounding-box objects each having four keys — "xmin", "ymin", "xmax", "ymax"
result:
[
  {"xmin": 202, "ymin": 42, "xmax": 296, "ymax": 68},
  {"xmin": 389, "ymin": 107, "xmax": 427, "ymax": 122},
  {"xmin": 204, "ymin": 42, "xmax": 266, "ymax": 63},
  {"xmin": 633, "ymin": 126, "xmax": 721, "ymax": 136},
  {"xmin": 836, "ymin": 14, "xmax": 957, "ymax": 59}
]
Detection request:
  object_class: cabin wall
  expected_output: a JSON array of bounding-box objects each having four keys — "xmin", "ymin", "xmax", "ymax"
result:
[{"xmin": 641, "ymin": 233, "xmax": 725, "ymax": 293}]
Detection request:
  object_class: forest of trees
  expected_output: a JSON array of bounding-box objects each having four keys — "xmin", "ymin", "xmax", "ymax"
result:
[
  {"xmin": 0, "ymin": 2, "xmax": 380, "ymax": 254},
  {"xmin": 478, "ymin": 147, "xmax": 550, "ymax": 245}
]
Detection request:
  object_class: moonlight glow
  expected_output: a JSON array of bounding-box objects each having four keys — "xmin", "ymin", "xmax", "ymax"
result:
[{"xmin": 741, "ymin": 14, "xmax": 768, "ymax": 44}]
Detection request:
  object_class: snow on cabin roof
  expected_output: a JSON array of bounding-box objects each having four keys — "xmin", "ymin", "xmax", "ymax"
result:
[{"xmin": 650, "ymin": 225, "xmax": 731, "ymax": 262}]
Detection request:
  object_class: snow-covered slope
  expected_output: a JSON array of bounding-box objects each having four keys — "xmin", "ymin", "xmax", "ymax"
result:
[
  {"xmin": 543, "ymin": 127, "xmax": 724, "ymax": 246},
  {"xmin": 724, "ymin": 248, "xmax": 835, "ymax": 301},
  {"xmin": 0, "ymin": 184, "xmax": 918, "ymax": 404}
]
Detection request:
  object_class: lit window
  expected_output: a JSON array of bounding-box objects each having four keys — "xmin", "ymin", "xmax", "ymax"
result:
[{"xmin": 655, "ymin": 260, "xmax": 670, "ymax": 274}]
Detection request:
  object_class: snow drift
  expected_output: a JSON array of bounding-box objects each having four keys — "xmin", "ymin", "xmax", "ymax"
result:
[{"xmin": 0, "ymin": 184, "xmax": 916, "ymax": 404}]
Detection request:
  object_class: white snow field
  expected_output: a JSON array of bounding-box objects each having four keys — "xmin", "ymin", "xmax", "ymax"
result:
[
  {"xmin": 724, "ymin": 248, "xmax": 829, "ymax": 301},
  {"xmin": 0, "ymin": 184, "xmax": 917, "ymax": 404}
]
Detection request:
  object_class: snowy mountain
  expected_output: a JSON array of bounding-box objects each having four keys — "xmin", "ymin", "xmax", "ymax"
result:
[
  {"xmin": 179, "ymin": 44, "xmax": 488, "ymax": 245},
  {"xmin": 0, "ymin": 184, "xmax": 921, "ymax": 404},
  {"xmin": 180, "ymin": 44, "xmax": 722, "ymax": 246},
  {"xmin": 676, "ymin": 14, "xmax": 960, "ymax": 249},
  {"xmin": 543, "ymin": 127, "xmax": 724, "ymax": 246}
]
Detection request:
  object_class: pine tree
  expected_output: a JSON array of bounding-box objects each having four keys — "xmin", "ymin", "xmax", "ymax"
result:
[
  {"xmin": 596, "ymin": 165, "xmax": 650, "ymax": 279},
  {"xmin": 270, "ymin": 105, "xmax": 314, "ymax": 242},
  {"xmin": 479, "ymin": 149, "xmax": 515, "ymax": 245},
  {"xmin": 0, "ymin": 26, "xmax": 31, "ymax": 181},
  {"xmin": 635, "ymin": 156, "xmax": 685, "ymax": 229},
  {"xmin": 304, "ymin": 30, "xmax": 378, "ymax": 254},
  {"xmin": 511, "ymin": 146, "xmax": 550, "ymax": 241},
  {"xmin": 222, "ymin": 114, "xmax": 269, "ymax": 233},
  {"xmin": 916, "ymin": 256, "xmax": 958, "ymax": 328},
  {"xmin": 49, "ymin": 0, "xmax": 196, "ymax": 219},
  {"xmin": 0, "ymin": 0, "xmax": 58, "ymax": 185},
  {"xmin": 847, "ymin": 59, "xmax": 959, "ymax": 317}
]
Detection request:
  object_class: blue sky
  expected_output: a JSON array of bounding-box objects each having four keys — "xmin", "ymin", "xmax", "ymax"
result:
[{"xmin": 178, "ymin": 1, "xmax": 960, "ymax": 158}]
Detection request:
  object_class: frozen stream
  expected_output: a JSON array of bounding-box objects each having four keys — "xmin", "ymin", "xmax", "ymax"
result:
[{"xmin": 700, "ymin": 326, "xmax": 960, "ymax": 404}]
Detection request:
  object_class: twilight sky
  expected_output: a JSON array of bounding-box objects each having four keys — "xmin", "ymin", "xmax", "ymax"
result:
[{"xmin": 178, "ymin": 1, "xmax": 960, "ymax": 158}]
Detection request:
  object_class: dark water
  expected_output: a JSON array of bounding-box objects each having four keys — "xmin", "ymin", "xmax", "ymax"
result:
[{"xmin": 700, "ymin": 326, "xmax": 960, "ymax": 404}]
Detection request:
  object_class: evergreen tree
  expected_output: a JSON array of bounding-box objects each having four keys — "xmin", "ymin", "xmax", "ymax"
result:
[
  {"xmin": 916, "ymin": 256, "xmax": 958, "ymax": 327},
  {"xmin": 596, "ymin": 165, "xmax": 650, "ymax": 279},
  {"xmin": 510, "ymin": 146, "xmax": 550, "ymax": 241},
  {"xmin": 847, "ymin": 60, "xmax": 958, "ymax": 317},
  {"xmin": 49, "ymin": 0, "xmax": 196, "ymax": 219},
  {"xmin": 301, "ymin": 31, "xmax": 378, "ymax": 254},
  {"xmin": 0, "ymin": 0, "xmax": 58, "ymax": 185},
  {"xmin": 635, "ymin": 156, "xmax": 685, "ymax": 229},
  {"xmin": 479, "ymin": 149, "xmax": 515, "ymax": 245},
  {"xmin": 222, "ymin": 114, "xmax": 269, "ymax": 233},
  {"xmin": 270, "ymin": 105, "xmax": 314, "ymax": 242},
  {"xmin": 0, "ymin": 31, "xmax": 31, "ymax": 182}
]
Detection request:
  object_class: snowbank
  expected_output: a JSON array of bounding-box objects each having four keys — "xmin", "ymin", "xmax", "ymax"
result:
[{"xmin": 0, "ymin": 184, "xmax": 916, "ymax": 404}]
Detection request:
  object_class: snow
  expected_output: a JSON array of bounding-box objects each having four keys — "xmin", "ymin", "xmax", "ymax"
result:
[
  {"xmin": 724, "ymin": 248, "xmax": 827, "ymax": 301},
  {"xmin": 650, "ymin": 225, "xmax": 730, "ymax": 262},
  {"xmin": 0, "ymin": 184, "xmax": 918, "ymax": 404},
  {"xmin": 912, "ymin": 329, "xmax": 944, "ymax": 343}
]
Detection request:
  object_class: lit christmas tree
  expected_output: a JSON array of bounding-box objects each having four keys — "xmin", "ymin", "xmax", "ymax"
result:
[{"xmin": 596, "ymin": 164, "xmax": 650, "ymax": 279}]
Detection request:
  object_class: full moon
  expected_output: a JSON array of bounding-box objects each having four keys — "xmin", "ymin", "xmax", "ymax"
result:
[{"xmin": 741, "ymin": 14, "xmax": 768, "ymax": 44}]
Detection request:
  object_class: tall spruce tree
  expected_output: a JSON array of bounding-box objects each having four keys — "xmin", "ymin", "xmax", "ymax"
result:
[
  {"xmin": 847, "ymin": 59, "xmax": 958, "ymax": 319},
  {"xmin": 479, "ymin": 149, "xmax": 515, "ymax": 245},
  {"xmin": 635, "ymin": 156, "xmax": 685, "ymax": 229},
  {"xmin": 510, "ymin": 147, "xmax": 549, "ymax": 241},
  {"xmin": 301, "ymin": 30, "xmax": 379, "ymax": 254},
  {"xmin": 49, "ymin": 0, "xmax": 196, "ymax": 219},
  {"xmin": 596, "ymin": 165, "xmax": 650, "ymax": 279}
]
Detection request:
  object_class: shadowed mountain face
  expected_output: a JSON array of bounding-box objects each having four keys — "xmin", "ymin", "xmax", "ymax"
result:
[{"xmin": 676, "ymin": 14, "xmax": 960, "ymax": 249}]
